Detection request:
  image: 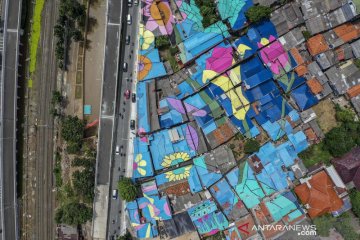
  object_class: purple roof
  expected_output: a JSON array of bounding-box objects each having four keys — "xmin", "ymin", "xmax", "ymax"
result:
[{"xmin": 332, "ymin": 147, "xmax": 360, "ymax": 184}]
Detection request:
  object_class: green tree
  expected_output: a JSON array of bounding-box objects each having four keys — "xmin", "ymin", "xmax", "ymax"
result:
[
  {"xmin": 61, "ymin": 116, "xmax": 85, "ymax": 143},
  {"xmin": 243, "ymin": 139, "xmax": 260, "ymax": 154},
  {"xmin": 72, "ymin": 169, "xmax": 95, "ymax": 202},
  {"xmin": 52, "ymin": 90, "xmax": 63, "ymax": 105},
  {"xmin": 245, "ymin": 6, "xmax": 272, "ymax": 23},
  {"xmin": 333, "ymin": 213, "xmax": 360, "ymax": 240},
  {"xmin": 204, "ymin": 231, "xmax": 224, "ymax": 240},
  {"xmin": 66, "ymin": 141, "xmax": 82, "ymax": 154},
  {"xmin": 71, "ymin": 29, "xmax": 84, "ymax": 42},
  {"xmin": 350, "ymin": 190, "xmax": 360, "ymax": 218},
  {"xmin": 118, "ymin": 177, "xmax": 137, "ymax": 202},
  {"xmin": 313, "ymin": 214, "xmax": 335, "ymax": 236},
  {"xmin": 354, "ymin": 58, "xmax": 360, "ymax": 69},
  {"xmin": 117, "ymin": 231, "xmax": 133, "ymax": 240},
  {"xmin": 55, "ymin": 202, "xmax": 92, "ymax": 225},
  {"xmin": 155, "ymin": 36, "xmax": 170, "ymax": 49},
  {"xmin": 324, "ymin": 125, "xmax": 355, "ymax": 157},
  {"xmin": 302, "ymin": 30, "xmax": 311, "ymax": 40},
  {"xmin": 335, "ymin": 106, "xmax": 355, "ymax": 123}
]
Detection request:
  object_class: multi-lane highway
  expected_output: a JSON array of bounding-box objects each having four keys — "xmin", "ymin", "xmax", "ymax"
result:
[
  {"xmin": 107, "ymin": 2, "xmax": 140, "ymax": 238},
  {"xmin": 91, "ymin": 0, "xmax": 140, "ymax": 239},
  {"xmin": 92, "ymin": 0, "xmax": 125, "ymax": 239},
  {"xmin": 1, "ymin": 0, "xmax": 22, "ymax": 239}
]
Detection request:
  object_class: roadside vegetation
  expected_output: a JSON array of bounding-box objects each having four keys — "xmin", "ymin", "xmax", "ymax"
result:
[
  {"xmin": 194, "ymin": 0, "xmax": 220, "ymax": 28},
  {"xmin": 28, "ymin": 0, "xmax": 46, "ymax": 87},
  {"xmin": 51, "ymin": 90, "xmax": 96, "ymax": 226},
  {"xmin": 299, "ymin": 105, "xmax": 360, "ymax": 167},
  {"xmin": 61, "ymin": 116, "xmax": 86, "ymax": 154},
  {"xmin": 54, "ymin": 0, "xmax": 86, "ymax": 69},
  {"xmin": 117, "ymin": 231, "xmax": 133, "ymax": 240},
  {"xmin": 245, "ymin": 5, "xmax": 272, "ymax": 23},
  {"xmin": 55, "ymin": 202, "xmax": 92, "ymax": 225},
  {"xmin": 118, "ymin": 177, "xmax": 138, "ymax": 202}
]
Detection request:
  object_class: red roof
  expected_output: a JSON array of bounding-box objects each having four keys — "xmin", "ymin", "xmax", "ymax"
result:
[
  {"xmin": 307, "ymin": 34, "xmax": 329, "ymax": 56},
  {"xmin": 347, "ymin": 85, "xmax": 360, "ymax": 98},
  {"xmin": 334, "ymin": 22, "xmax": 360, "ymax": 43},
  {"xmin": 307, "ymin": 78, "xmax": 323, "ymax": 94},
  {"xmin": 294, "ymin": 171, "xmax": 343, "ymax": 219}
]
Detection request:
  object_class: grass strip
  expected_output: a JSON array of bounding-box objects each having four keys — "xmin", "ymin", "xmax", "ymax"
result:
[{"xmin": 28, "ymin": 0, "xmax": 45, "ymax": 87}]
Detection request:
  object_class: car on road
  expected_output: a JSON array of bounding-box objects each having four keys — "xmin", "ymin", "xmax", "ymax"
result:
[
  {"xmin": 134, "ymin": 0, "xmax": 139, "ymax": 5},
  {"xmin": 127, "ymin": 14, "xmax": 132, "ymax": 25},
  {"xmin": 124, "ymin": 89, "xmax": 131, "ymax": 99},
  {"xmin": 112, "ymin": 189, "xmax": 118, "ymax": 199},
  {"xmin": 130, "ymin": 120, "xmax": 136, "ymax": 130},
  {"xmin": 132, "ymin": 93, "xmax": 136, "ymax": 103},
  {"xmin": 115, "ymin": 145, "xmax": 120, "ymax": 155},
  {"xmin": 128, "ymin": 0, "xmax": 132, "ymax": 6},
  {"xmin": 123, "ymin": 62, "xmax": 128, "ymax": 72},
  {"xmin": 125, "ymin": 35, "xmax": 130, "ymax": 45}
]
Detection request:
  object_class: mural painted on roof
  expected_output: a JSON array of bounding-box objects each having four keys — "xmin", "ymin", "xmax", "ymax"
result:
[
  {"xmin": 141, "ymin": 0, "xmax": 175, "ymax": 36},
  {"xmin": 148, "ymin": 123, "xmax": 203, "ymax": 171},
  {"xmin": 217, "ymin": 0, "xmax": 253, "ymax": 31},
  {"xmin": 187, "ymin": 199, "xmax": 229, "ymax": 236}
]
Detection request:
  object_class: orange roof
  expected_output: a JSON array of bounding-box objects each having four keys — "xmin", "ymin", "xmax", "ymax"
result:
[
  {"xmin": 347, "ymin": 85, "xmax": 360, "ymax": 98},
  {"xmin": 334, "ymin": 23, "xmax": 360, "ymax": 43},
  {"xmin": 307, "ymin": 34, "xmax": 329, "ymax": 56},
  {"xmin": 263, "ymin": 222, "xmax": 285, "ymax": 239},
  {"xmin": 305, "ymin": 128, "xmax": 317, "ymax": 141},
  {"xmin": 290, "ymin": 48, "xmax": 304, "ymax": 65},
  {"xmin": 307, "ymin": 78, "xmax": 323, "ymax": 94},
  {"xmin": 295, "ymin": 65, "xmax": 308, "ymax": 76},
  {"xmin": 294, "ymin": 171, "xmax": 343, "ymax": 219}
]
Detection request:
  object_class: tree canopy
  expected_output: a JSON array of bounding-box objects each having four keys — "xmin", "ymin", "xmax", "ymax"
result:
[
  {"xmin": 54, "ymin": 0, "xmax": 86, "ymax": 67},
  {"xmin": 118, "ymin": 177, "xmax": 137, "ymax": 202},
  {"xmin": 324, "ymin": 125, "xmax": 356, "ymax": 157},
  {"xmin": 350, "ymin": 190, "xmax": 360, "ymax": 218},
  {"xmin": 72, "ymin": 169, "xmax": 95, "ymax": 202},
  {"xmin": 117, "ymin": 231, "xmax": 133, "ymax": 240},
  {"xmin": 243, "ymin": 139, "xmax": 260, "ymax": 154},
  {"xmin": 155, "ymin": 36, "xmax": 170, "ymax": 49},
  {"xmin": 61, "ymin": 116, "xmax": 85, "ymax": 143},
  {"xmin": 245, "ymin": 6, "xmax": 272, "ymax": 23},
  {"xmin": 55, "ymin": 202, "xmax": 92, "ymax": 225},
  {"xmin": 194, "ymin": 0, "xmax": 220, "ymax": 28}
]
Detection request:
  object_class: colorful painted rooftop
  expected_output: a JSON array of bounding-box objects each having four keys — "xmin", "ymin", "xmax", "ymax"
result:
[{"xmin": 125, "ymin": 0, "xmax": 360, "ymax": 239}]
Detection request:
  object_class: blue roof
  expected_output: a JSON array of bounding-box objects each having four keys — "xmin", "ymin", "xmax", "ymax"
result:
[{"xmin": 291, "ymin": 84, "xmax": 319, "ymax": 111}]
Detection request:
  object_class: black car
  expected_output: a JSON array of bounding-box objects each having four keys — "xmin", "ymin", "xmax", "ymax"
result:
[
  {"xmin": 131, "ymin": 93, "xmax": 136, "ymax": 103},
  {"xmin": 130, "ymin": 120, "xmax": 135, "ymax": 130},
  {"xmin": 125, "ymin": 35, "xmax": 130, "ymax": 45}
]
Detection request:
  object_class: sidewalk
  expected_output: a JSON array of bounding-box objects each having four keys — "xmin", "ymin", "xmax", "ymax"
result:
[{"xmin": 83, "ymin": 0, "xmax": 106, "ymax": 122}]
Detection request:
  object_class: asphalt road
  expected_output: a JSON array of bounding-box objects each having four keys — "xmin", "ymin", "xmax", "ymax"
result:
[
  {"xmin": 92, "ymin": 0, "xmax": 124, "ymax": 239},
  {"xmin": 107, "ymin": 2, "xmax": 140, "ymax": 239},
  {"xmin": 32, "ymin": 0, "xmax": 58, "ymax": 239},
  {"xmin": 1, "ymin": 0, "xmax": 22, "ymax": 239}
]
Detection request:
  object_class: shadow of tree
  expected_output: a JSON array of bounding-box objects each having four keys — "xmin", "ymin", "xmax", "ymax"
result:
[{"xmin": 87, "ymin": 16, "xmax": 98, "ymax": 34}]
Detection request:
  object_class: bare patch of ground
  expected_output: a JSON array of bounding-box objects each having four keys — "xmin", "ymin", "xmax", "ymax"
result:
[{"xmin": 312, "ymin": 98, "xmax": 338, "ymax": 134}]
